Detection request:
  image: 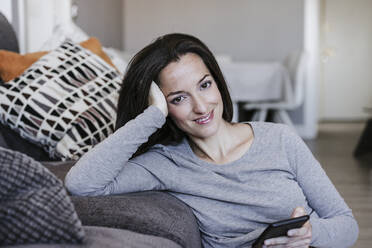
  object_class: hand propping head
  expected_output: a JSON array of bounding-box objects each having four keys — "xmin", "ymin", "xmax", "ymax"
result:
[{"xmin": 148, "ymin": 81, "xmax": 168, "ymax": 116}]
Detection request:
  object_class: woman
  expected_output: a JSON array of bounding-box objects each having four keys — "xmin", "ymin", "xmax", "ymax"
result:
[{"xmin": 65, "ymin": 33, "xmax": 358, "ymax": 248}]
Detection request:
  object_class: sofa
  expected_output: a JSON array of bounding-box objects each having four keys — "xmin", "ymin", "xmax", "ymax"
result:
[{"xmin": 0, "ymin": 12, "xmax": 202, "ymax": 248}]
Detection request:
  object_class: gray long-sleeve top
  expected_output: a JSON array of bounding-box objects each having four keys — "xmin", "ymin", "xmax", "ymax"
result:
[{"xmin": 65, "ymin": 106, "xmax": 359, "ymax": 248}]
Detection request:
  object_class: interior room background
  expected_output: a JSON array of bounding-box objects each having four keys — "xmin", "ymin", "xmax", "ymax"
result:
[{"xmin": 2, "ymin": 0, "xmax": 371, "ymax": 140}]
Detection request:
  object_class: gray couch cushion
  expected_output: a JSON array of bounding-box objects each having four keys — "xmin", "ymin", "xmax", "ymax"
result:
[
  {"xmin": 70, "ymin": 192, "xmax": 201, "ymax": 248},
  {"xmin": 2, "ymin": 226, "xmax": 182, "ymax": 248},
  {"xmin": 43, "ymin": 161, "xmax": 202, "ymax": 248}
]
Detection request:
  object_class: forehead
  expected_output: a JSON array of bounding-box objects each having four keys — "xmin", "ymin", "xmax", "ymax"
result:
[{"xmin": 159, "ymin": 53, "xmax": 210, "ymax": 91}]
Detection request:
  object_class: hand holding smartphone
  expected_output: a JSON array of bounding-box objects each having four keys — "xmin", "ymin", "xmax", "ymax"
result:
[{"xmin": 252, "ymin": 215, "xmax": 310, "ymax": 248}]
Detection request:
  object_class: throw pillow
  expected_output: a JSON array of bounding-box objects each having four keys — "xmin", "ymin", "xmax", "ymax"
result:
[
  {"xmin": 0, "ymin": 37, "xmax": 116, "ymax": 82},
  {"xmin": 82, "ymin": 37, "xmax": 116, "ymax": 69},
  {"xmin": 0, "ymin": 147, "xmax": 85, "ymax": 245},
  {"xmin": 0, "ymin": 51, "xmax": 47, "ymax": 82},
  {"xmin": 102, "ymin": 47, "xmax": 129, "ymax": 75},
  {"xmin": 0, "ymin": 40, "xmax": 122, "ymax": 160}
]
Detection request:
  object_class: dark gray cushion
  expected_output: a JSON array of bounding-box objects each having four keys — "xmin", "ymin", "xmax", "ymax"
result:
[
  {"xmin": 0, "ymin": 127, "xmax": 6, "ymax": 147},
  {"xmin": 0, "ymin": 12, "xmax": 19, "ymax": 52},
  {"xmin": 0, "ymin": 147, "xmax": 85, "ymax": 245},
  {"xmin": 0, "ymin": 123, "xmax": 55, "ymax": 161}
]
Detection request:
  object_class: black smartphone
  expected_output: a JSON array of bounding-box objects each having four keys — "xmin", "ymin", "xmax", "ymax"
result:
[{"xmin": 252, "ymin": 215, "xmax": 310, "ymax": 248}]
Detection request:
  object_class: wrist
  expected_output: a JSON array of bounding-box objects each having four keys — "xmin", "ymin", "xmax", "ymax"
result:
[
  {"xmin": 147, "ymin": 105, "xmax": 167, "ymax": 123},
  {"xmin": 152, "ymin": 104, "xmax": 168, "ymax": 117}
]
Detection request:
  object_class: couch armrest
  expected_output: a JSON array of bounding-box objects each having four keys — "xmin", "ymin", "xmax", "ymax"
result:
[
  {"xmin": 41, "ymin": 161, "xmax": 202, "ymax": 248},
  {"xmin": 70, "ymin": 191, "xmax": 202, "ymax": 248}
]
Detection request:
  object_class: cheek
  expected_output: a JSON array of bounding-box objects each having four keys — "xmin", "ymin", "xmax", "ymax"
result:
[
  {"xmin": 168, "ymin": 105, "xmax": 191, "ymax": 124},
  {"xmin": 213, "ymin": 86, "xmax": 223, "ymax": 101},
  {"xmin": 206, "ymin": 88, "xmax": 223, "ymax": 107}
]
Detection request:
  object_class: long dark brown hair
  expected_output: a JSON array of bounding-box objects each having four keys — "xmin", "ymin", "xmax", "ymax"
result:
[{"xmin": 115, "ymin": 33, "xmax": 233, "ymax": 158}]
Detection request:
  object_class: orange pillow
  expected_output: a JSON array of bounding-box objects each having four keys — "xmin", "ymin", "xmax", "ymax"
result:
[{"xmin": 0, "ymin": 37, "xmax": 116, "ymax": 82}]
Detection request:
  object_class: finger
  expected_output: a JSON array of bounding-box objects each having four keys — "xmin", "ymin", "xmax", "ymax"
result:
[
  {"xmin": 266, "ymin": 233, "xmax": 311, "ymax": 245},
  {"xmin": 303, "ymin": 219, "xmax": 311, "ymax": 228},
  {"xmin": 149, "ymin": 82, "xmax": 160, "ymax": 97},
  {"xmin": 149, "ymin": 81, "xmax": 168, "ymax": 116},
  {"xmin": 265, "ymin": 245, "xmax": 287, "ymax": 248},
  {"xmin": 148, "ymin": 82, "xmax": 157, "ymax": 104},
  {"xmin": 291, "ymin": 206, "xmax": 306, "ymax": 218},
  {"xmin": 264, "ymin": 236, "xmax": 289, "ymax": 246},
  {"xmin": 266, "ymin": 238, "xmax": 310, "ymax": 248},
  {"xmin": 288, "ymin": 226, "xmax": 308, "ymax": 237},
  {"xmin": 286, "ymin": 238, "xmax": 312, "ymax": 248}
]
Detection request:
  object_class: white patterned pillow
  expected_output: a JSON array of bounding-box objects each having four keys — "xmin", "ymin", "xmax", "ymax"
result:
[{"xmin": 0, "ymin": 40, "xmax": 122, "ymax": 160}]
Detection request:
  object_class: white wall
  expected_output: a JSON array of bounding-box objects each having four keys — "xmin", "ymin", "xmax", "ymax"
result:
[
  {"xmin": 0, "ymin": 0, "xmax": 12, "ymax": 21},
  {"xmin": 122, "ymin": 0, "xmax": 320, "ymax": 138},
  {"xmin": 74, "ymin": 0, "xmax": 123, "ymax": 49},
  {"xmin": 25, "ymin": 0, "xmax": 57, "ymax": 52},
  {"xmin": 122, "ymin": 0, "xmax": 303, "ymax": 62},
  {"xmin": 320, "ymin": 0, "xmax": 372, "ymax": 120},
  {"xmin": 18, "ymin": 0, "xmax": 71, "ymax": 53}
]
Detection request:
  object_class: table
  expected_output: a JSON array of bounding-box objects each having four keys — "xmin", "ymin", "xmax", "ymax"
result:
[{"xmin": 218, "ymin": 61, "xmax": 292, "ymax": 122}]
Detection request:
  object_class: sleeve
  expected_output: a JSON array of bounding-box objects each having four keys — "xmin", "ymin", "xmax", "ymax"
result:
[
  {"xmin": 282, "ymin": 126, "xmax": 359, "ymax": 248},
  {"xmin": 64, "ymin": 106, "xmax": 168, "ymax": 196}
]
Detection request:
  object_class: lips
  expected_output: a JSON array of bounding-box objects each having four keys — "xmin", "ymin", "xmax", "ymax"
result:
[{"xmin": 194, "ymin": 110, "xmax": 214, "ymax": 125}]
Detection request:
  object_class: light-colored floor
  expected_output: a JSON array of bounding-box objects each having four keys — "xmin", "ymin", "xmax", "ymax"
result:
[{"xmin": 305, "ymin": 122, "xmax": 372, "ymax": 248}]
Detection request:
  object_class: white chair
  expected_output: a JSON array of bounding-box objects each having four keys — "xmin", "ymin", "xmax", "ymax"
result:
[{"xmin": 243, "ymin": 51, "xmax": 307, "ymax": 128}]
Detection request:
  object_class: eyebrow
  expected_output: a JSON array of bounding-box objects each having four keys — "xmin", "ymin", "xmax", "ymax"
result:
[{"xmin": 166, "ymin": 74, "xmax": 209, "ymax": 97}]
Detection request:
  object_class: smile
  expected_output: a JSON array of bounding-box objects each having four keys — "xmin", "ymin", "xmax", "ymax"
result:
[{"xmin": 194, "ymin": 110, "xmax": 214, "ymax": 125}]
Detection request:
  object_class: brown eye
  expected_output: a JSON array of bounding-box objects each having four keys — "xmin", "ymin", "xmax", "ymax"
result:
[
  {"xmin": 201, "ymin": 81, "xmax": 212, "ymax": 89},
  {"xmin": 171, "ymin": 96, "xmax": 185, "ymax": 104}
]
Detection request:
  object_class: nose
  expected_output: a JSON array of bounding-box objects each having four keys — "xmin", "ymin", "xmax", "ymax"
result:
[{"xmin": 192, "ymin": 95, "xmax": 208, "ymax": 114}]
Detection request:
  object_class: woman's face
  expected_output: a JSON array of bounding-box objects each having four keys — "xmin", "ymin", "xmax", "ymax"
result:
[{"xmin": 159, "ymin": 53, "xmax": 224, "ymax": 140}]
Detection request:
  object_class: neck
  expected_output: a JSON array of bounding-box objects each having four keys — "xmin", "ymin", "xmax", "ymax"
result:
[{"xmin": 188, "ymin": 121, "xmax": 235, "ymax": 163}]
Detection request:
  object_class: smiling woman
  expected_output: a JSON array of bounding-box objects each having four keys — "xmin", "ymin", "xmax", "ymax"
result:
[
  {"xmin": 115, "ymin": 33, "xmax": 233, "ymax": 158},
  {"xmin": 158, "ymin": 53, "xmax": 224, "ymax": 141},
  {"xmin": 65, "ymin": 33, "xmax": 359, "ymax": 248}
]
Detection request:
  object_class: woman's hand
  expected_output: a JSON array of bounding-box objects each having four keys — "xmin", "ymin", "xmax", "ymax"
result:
[
  {"xmin": 263, "ymin": 207, "xmax": 312, "ymax": 248},
  {"xmin": 148, "ymin": 81, "xmax": 168, "ymax": 116}
]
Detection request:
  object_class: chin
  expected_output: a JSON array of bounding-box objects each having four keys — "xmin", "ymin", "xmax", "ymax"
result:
[
  {"xmin": 190, "ymin": 120, "xmax": 221, "ymax": 139},
  {"xmin": 195, "ymin": 130, "xmax": 218, "ymax": 139}
]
